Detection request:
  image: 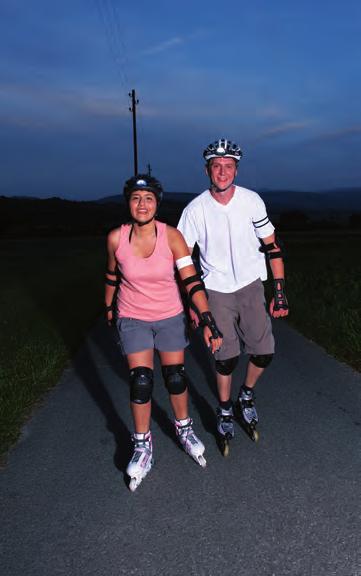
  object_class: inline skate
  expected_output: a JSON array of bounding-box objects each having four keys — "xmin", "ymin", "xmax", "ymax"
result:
[
  {"xmin": 216, "ymin": 406, "xmax": 234, "ymax": 457},
  {"xmin": 235, "ymin": 387, "xmax": 259, "ymax": 442},
  {"xmin": 127, "ymin": 431, "xmax": 154, "ymax": 492},
  {"xmin": 175, "ymin": 418, "xmax": 206, "ymax": 467}
]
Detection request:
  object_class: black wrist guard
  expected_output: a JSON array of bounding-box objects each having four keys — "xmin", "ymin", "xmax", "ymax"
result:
[
  {"xmin": 273, "ymin": 279, "xmax": 289, "ymax": 311},
  {"xmin": 259, "ymin": 236, "xmax": 285, "ymax": 261},
  {"xmin": 105, "ymin": 304, "xmax": 113, "ymax": 312},
  {"xmin": 105, "ymin": 277, "xmax": 119, "ymax": 287},
  {"xmin": 199, "ymin": 311, "xmax": 222, "ymax": 339},
  {"xmin": 183, "ymin": 273, "xmax": 208, "ymax": 301}
]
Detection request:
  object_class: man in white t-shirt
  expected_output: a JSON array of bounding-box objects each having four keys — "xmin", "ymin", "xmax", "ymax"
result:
[{"xmin": 177, "ymin": 138, "xmax": 289, "ymax": 453}]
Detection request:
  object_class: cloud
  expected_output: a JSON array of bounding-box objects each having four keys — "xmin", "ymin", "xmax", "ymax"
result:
[
  {"xmin": 142, "ymin": 37, "xmax": 183, "ymax": 56},
  {"xmin": 310, "ymin": 125, "xmax": 361, "ymax": 142},
  {"xmin": 255, "ymin": 121, "xmax": 311, "ymax": 141},
  {"xmin": 0, "ymin": 82, "xmax": 130, "ymax": 128},
  {"xmin": 0, "ymin": 114, "xmax": 48, "ymax": 130},
  {"xmin": 81, "ymin": 95, "xmax": 128, "ymax": 118},
  {"xmin": 256, "ymin": 105, "xmax": 287, "ymax": 120}
]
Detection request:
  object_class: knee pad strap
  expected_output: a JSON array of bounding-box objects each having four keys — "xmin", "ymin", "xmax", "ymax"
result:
[
  {"xmin": 130, "ymin": 366, "xmax": 154, "ymax": 404},
  {"xmin": 215, "ymin": 356, "xmax": 239, "ymax": 376},
  {"xmin": 249, "ymin": 354, "xmax": 273, "ymax": 369},
  {"xmin": 162, "ymin": 364, "xmax": 187, "ymax": 395}
]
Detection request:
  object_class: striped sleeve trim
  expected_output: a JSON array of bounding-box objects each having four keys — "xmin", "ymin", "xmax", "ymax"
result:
[{"xmin": 253, "ymin": 216, "xmax": 270, "ymax": 228}]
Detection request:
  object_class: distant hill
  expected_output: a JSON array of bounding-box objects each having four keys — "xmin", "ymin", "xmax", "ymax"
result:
[
  {"xmin": 1, "ymin": 187, "xmax": 360, "ymax": 238},
  {"xmin": 258, "ymin": 188, "xmax": 361, "ymax": 213},
  {"xmin": 0, "ymin": 196, "xmax": 126, "ymax": 237},
  {"xmin": 98, "ymin": 188, "xmax": 361, "ymax": 213},
  {"xmin": 97, "ymin": 191, "xmax": 196, "ymax": 205}
]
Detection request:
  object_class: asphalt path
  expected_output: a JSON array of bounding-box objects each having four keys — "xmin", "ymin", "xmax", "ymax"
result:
[{"xmin": 1, "ymin": 320, "xmax": 361, "ymax": 576}]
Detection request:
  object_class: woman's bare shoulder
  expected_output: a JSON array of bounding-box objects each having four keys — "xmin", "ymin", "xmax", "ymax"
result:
[
  {"xmin": 166, "ymin": 224, "xmax": 189, "ymax": 257},
  {"xmin": 107, "ymin": 225, "xmax": 123, "ymax": 249},
  {"xmin": 166, "ymin": 225, "xmax": 184, "ymax": 243}
]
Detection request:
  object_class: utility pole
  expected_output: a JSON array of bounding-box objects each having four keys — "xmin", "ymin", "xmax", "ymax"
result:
[
  {"xmin": 147, "ymin": 163, "xmax": 152, "ymax": 176},
  {"xmin": 129, "ymin": 89, "xmax": 139, "ymax": 176}
]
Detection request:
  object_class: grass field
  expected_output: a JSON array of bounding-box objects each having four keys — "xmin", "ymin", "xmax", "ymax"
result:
[
  {"xmin": 0, "ymin": 237, "xmax": 105, "ymax": 458},
  {"xmin": 0, "ymin": 232, "xmax": 360, "ymax": 459},
  {"xmin": 283, "ymin": 231, "xmax": 361, "ymax": 372}
]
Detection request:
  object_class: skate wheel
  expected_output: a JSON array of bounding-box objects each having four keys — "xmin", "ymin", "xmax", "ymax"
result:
[
  {"xmin": 222, "ymin": 441, "xmax": 230, "ymax": 457},
  {"xmin": 198, "ymin": 455, "xmax": 207, "ymax": 468},
  {"xmin": 252, "ymin": 430, "xmax": 259, "ymax": 443}
]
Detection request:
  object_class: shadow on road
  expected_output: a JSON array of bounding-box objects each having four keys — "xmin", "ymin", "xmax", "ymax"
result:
[
  {"xmin": 83, "ymin": 322, "xmax": 221, "ymax": 456},
  {"xmin": 73, "ymin": 324, "xmax": 132, "ymax": 483},
  {"xmin": 186, "ymin": 330, "xmax": 219, "ymax": 439},
  {"xmin": 83, "ymin": 322, "xmax": 182, "ymax": 456},
  {"xmin": 187, "ymin": 329, "xmax": 218, "ymax": 394}
]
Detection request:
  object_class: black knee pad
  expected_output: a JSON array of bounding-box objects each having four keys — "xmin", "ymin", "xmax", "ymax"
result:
[
  {"xmin": 130, "ymin": 366, "xmax": 154, "ymax": 404},
  {"xmin": 215, "ymin": 355, "xmax": 239, "ymax": 376},
  {"xmin": 162, "ymin": 364, "xmax": 187, "ymax": 395},
  {"xmin": 249, "ymin": 354, "xmax": 274, "ymax": 369}
]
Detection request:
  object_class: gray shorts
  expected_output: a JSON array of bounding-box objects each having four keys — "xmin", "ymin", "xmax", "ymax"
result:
[
  {"xmin": 116, "ymin": 312, "xmax": 189, "ymax": 355},
  {"xmin": 207, "ymin": 278, "xmax": 275, "ymax": 361}
]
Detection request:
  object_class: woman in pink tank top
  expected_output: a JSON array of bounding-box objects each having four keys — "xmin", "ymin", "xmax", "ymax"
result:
[{"xmin": 105, "ymin": 174, "xmax": 222, "ymax": 491}]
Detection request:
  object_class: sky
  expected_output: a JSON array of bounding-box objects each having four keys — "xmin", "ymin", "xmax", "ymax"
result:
[{"xmin": 1, "ymin": 0, "xmax": 361, "ymax": 200}]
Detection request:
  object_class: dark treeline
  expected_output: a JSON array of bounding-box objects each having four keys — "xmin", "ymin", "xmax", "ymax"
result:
[
  {"xmin": 0, "ymin": 196, "xmax": 124, "ymax": 237},
  {"xmin": 0, "ymin": 196, "xmax": 185, "ymax": 237},
  {"xmin": 1, "ymin": 196, "xmax": 360, "ymax": 238}
]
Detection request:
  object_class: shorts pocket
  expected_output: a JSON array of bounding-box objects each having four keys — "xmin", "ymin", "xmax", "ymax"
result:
[{"xmin": 117, "ymin": 317, "xmax": 135, "ymax": 332}]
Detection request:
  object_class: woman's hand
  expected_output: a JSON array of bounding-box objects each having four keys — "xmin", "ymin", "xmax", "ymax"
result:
[
  {"xmin": 189, "ymin": 306, "xmax": 200, "ymax": 329},
  {"xmin": 106, "ymin": 309, "xmax": 114, "ymax": 327}
]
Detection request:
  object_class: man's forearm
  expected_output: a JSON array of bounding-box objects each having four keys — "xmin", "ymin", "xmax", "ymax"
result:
[{"xmin": 269, "ymin": 257, "xmax": 285, "ymax": 280}]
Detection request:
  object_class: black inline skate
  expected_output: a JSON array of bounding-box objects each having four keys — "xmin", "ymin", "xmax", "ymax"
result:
[
  {"xmin": 235, "ymin": 387, "xmax": 259, "ymax": 442},
  {"xmin": 216, "ymin": 406, "xmax": 234, "ymax": 457}
]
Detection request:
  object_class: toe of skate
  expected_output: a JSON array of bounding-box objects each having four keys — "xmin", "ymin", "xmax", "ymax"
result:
[
  {"xmin": 197, "ymin": 454, "xmax": 207, "ymax": 468},
  {"xmin": 127, "ymin": 459, "xmax": 154, "ymax": 492},
  {"xmin": 129, "ymin": 477, "xmax": 140, "ymax": 492}
]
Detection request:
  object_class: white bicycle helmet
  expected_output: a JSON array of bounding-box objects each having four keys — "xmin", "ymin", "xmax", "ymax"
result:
[{"xmin": 203, "ymin": 138, "xmax": 242, "ymax": 162}]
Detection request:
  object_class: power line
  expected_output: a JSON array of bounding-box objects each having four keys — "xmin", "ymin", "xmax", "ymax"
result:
[
  {"xmin": 108, "ymin": 0, "xmax": 131, "ymax": 86},
  {"xmin": 95, "ymin": 1, "xmax": 147, "ymax": 176},
  {"xmin": 94, "ymin": 0, "xmax": 129, "ymax": 95}
]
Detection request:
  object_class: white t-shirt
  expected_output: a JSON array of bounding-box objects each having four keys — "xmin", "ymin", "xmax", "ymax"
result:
[{"xmin": 177, "ymin": 186, "xmax": 275, "ymax": 293}]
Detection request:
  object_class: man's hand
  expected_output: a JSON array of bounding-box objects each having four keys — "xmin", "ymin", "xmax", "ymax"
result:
[
  {"xmin": 203, "ymin": 326, "xmax": 223, "ymax": 354},
  {"xmin": 270, "ymin": 278, "xmax": 289, "ymax": 319},
  {"xmin": 269, "ymin": 297, "xmax": 289, "ymax": 318}
]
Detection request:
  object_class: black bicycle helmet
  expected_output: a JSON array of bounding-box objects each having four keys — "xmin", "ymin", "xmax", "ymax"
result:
[
  {"xmin": 203, "ymin": 138, "xmax": 242, "ymax": 162},
  {"xmin": 123, "ymin": 174, "xmax": 163, "ymax": 204}
]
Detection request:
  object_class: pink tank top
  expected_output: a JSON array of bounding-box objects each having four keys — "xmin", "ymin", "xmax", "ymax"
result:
[{"xmin": 115, "ymin": 221, "xmax": 184, "ymax": 321}]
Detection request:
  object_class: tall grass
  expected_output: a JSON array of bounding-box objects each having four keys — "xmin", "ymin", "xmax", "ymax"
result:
[
  {"xmin": 0, "ymin": 237, "xmax": 105, "ymax": 457},
  {"xmin": 284, "ymin": 231, "xmax": 361, "ymax": 372}
]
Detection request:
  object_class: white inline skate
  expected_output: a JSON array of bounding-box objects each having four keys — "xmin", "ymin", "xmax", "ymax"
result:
[
  {"xmin": 216, "ymin": 406, "xmax": 234, "ymax": 457},
  {"xmin": 127, "ymin": 431, "xmax": 154, "ymax": 492},
  {"xmin": 175, "ymin": 418, "xmax": 206, "ymax": 468}
]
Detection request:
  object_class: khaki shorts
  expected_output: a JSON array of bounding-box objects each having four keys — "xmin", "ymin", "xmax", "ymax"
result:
[{"xmin": 207, "ymin": 278, "xmax": 275, "ymax": 361}]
